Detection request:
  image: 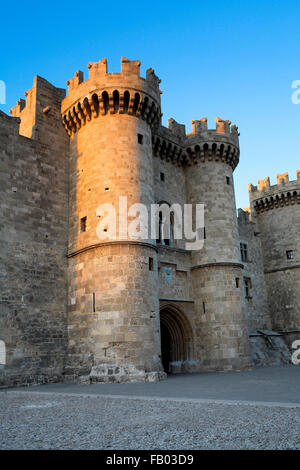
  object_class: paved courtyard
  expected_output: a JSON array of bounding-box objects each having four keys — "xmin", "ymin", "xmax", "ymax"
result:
[{"xmin": 1, "ymin": 365, "xmax": 300, "ymax": 450}]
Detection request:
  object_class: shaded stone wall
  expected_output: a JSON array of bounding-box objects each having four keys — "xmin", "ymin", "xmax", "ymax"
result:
[
  {"xmin": 249, "ymin": 174, "xmax": 300, "ymax": 334},
  {"xmin": 153, "ymin": 153, "xmax": 186, "ymax": 250},
  {"xmin": 237, "ymin": 209, "xmax": 272, "ymax": 330},
  {"xmin": 0, "ymin": 76, "xmax": 69, "ymax": 386}
]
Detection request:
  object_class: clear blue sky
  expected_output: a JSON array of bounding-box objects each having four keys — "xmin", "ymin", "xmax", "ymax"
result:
[{"xmin": 1, "ymin": 0, "xmax": 299, "ymax": 208}]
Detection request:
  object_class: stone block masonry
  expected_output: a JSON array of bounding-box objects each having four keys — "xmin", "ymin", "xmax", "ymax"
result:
[
  {"xmin": 248, "ymin": 172, "xmax": 300, "ymax": 345},
  {"xmin": 0, "ymin": 76, "xmax": 69, "ymax": 386}
]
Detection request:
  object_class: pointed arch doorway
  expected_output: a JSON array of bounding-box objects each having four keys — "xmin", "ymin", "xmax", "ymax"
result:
[{"xmin": 160, "ymin": 305, "xmax": 193, "ymax": 374}]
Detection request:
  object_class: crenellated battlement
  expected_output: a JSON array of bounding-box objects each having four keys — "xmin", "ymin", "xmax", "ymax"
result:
[
  {"xmin": 152, "ymin": 116, "xmax": 240, "ymax": 169},
  {"xmin": 61, "ymin": 57, "xmax": 162, "ymax": 136},
  {"xmin": 8, "ymin": 76, "xmax": 65, "ymax": 140},
  {"xmin": 64, "ymin": 57, "xmax": 161, "ymax": 98},
  {"xmin": 9, "ymin": 98, "xmax": 26, "ymax": 117},
  {"xmin": 249, "ymin": 171, "xmax": 300, "ymax": 213},
  {"xmin": 66, "ymin": 70, "xmax": 84, "ymax": 91},
  {"xmin": 186, "ymin": 117, "xmax": 239, "ymax": 140}
]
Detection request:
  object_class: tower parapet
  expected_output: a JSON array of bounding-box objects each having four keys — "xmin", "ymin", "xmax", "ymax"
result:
[
  {"xmin": 249, "ymin": 171, "xmax": 300, "ymax": 214},
  {"xmin": 61, "ymin": 57, "xmax": 162, "ymax": 136},
  {"xmin": 152, "ymin": 117, "xmax": 240, "ymax": 169},
  {"xmin": 184, "ymin": 117, "xmax": 239, "ymax": 169}
]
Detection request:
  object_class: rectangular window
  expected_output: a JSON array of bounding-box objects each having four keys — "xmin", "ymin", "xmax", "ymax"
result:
[
  {"xmin": 80, "ymin": 216, "xmax": 87, "ymax": 233},
  {"xmin": 160, "ymin": 172, "xmax": 165, "ymax": 181},
  {"xmin": 138, "ymin": 133, "xmax": 143, "ymax": 144},
  {"xmin": 226, "ymin": 176, "xmax": 230, "ymax": 185},
  {"xmin": 236, "ymin": 278, "xmax": 240, "ymax": 288},
  {"xmin": 286, "ymin": 250, "xmax": 294, "ymax": 260},
  {"xmin": 149, "ymin": 257, "xmax": 154, "ymax": 271},
  {"xmin": 92, "ymin": 292, "xmax": 96, "ymax": 313},
  {"xmin": 244, "ymin": 277, "xmax": 252, "ymax": 299},
  {"xmin": 202, "ymin": 301, "xmax": 206, "ymax": 314},
  {"xmin": 240, "ymin": 242, "xmax": 248, "ymax": 262}
]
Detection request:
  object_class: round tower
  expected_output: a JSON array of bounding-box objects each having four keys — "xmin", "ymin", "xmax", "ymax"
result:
[
  {"xmin": 249, "ymin": 172, "xmax": 300, "ymax": 343},
  {"xmin": 62, "ymin": 57, "xmax": 165, "ymax": 382},
  {"xmin": 184, "ymin": 118, "xmax": 252, "ymax": 371}
]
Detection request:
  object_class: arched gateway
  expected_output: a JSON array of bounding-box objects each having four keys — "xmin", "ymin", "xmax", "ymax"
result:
[{"xmin": 160, "ymin": 305, "xmax": 194, "ymax": 373}]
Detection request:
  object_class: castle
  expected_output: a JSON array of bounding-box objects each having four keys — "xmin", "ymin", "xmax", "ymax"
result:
[{"xmin": 0, "ymin": 57, "xmax": 299, "ymax": 386}]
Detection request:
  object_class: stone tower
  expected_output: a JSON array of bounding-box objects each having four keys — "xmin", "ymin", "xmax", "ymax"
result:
[
  {"xmin": 184, "ymin": 119, "xmax": 252, "ymax": 371},
  {"xmin": 62, "ymin": 58, "xmax": 165, "ymax": 382},
  {"xmin": 249, "ymin": 172, "xmax": 300, "ymax": 345}
]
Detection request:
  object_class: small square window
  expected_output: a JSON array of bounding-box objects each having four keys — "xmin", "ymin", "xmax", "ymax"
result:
[
  {"xmin": 138, "ymin": 133, "xmax": 143, "ymax": 144},
  {"xmin": 149, "ymin": 257, "xmax": 154, "ymax": 271},
  {"xmin": 160, "ymin": 172, "xmax": 165, "ymax": 182},
  {"xmin": 286, "ymin": 250, "xmax": 294, "ymax": 260},
  {"xmin": 80, "ymin": 216, "xmax": 87, "ymax": 233}
]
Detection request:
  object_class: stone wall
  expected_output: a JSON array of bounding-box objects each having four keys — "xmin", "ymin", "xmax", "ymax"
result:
[
  {"xmin": 0, "ymin": 76, "xmax": 69, "ymax": 386},
  {"xmin": 153, "ymin": 149, "xmax": 186, "ymax": 250},
  {"xmin": 249, "ymin": 173, "xmax": 300, "ymax": 333},
  {"xmin": 158, "ymin": 247, "xmax": 192, "ymax": 301},
  {"xmin": 237, "ymin": 209, "xmax": 272, "ymax": 330},
  {"xmin": 67, "ymin": 244, "xmax": 162, "ymax": 382}
]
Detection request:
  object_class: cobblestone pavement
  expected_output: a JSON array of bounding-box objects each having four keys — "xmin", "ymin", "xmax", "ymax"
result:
[{"xmin": 1, "ymin": 391, "xmax": 300, "ymax": 450}]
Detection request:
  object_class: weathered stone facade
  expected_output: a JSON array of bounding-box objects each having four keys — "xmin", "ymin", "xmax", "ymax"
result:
[
  {"xmin": 245, "ymin": 172, "xmax": 300, "ymax": 350},
  {"xmin": 0, "ymin": 77, "xmax": 69, "ymax": 386},
  {"xmin": 0, "ymin": 57, "xmax": 298, "ymax": 386}
]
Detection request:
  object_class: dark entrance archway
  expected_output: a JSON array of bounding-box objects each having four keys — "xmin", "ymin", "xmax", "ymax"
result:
[{"xmin": 160, "ymin": 305, "xmax": 193, "ymax": 374}]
